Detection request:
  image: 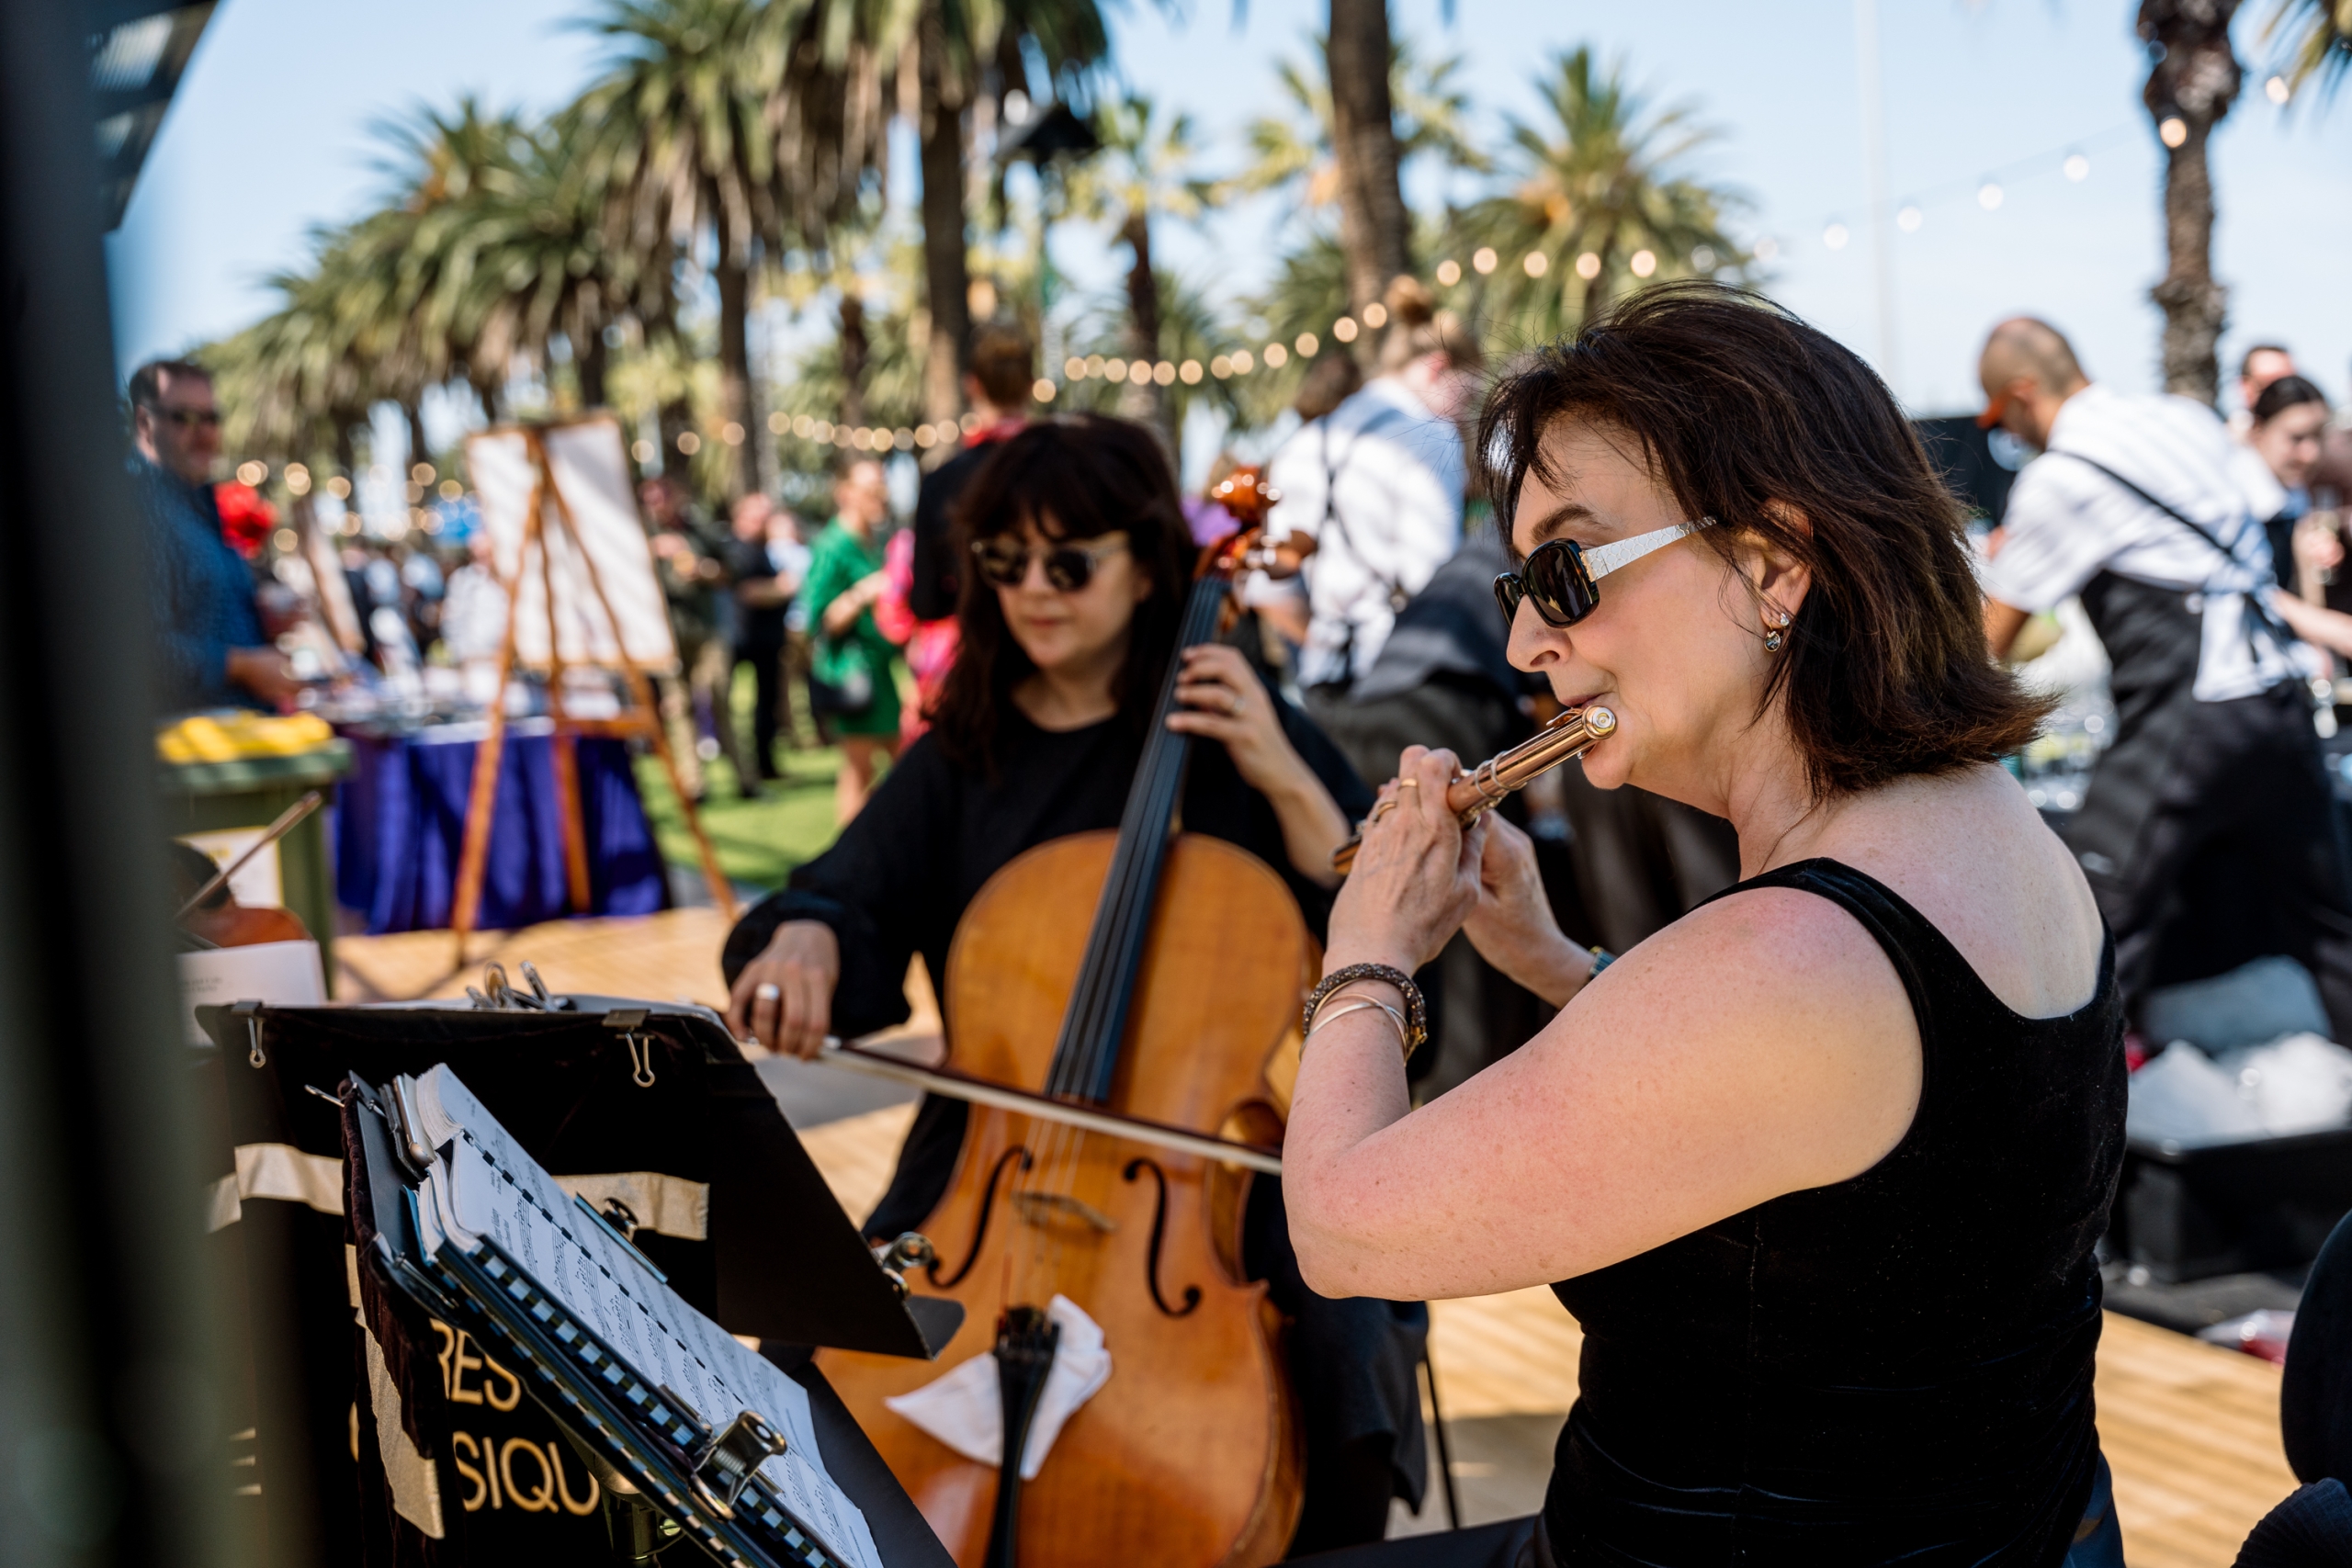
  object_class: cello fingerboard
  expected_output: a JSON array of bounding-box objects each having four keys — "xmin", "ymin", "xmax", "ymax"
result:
[{"xmin": 1045, "ymin": 570, "xmax": 1233, "ymax": 1105}]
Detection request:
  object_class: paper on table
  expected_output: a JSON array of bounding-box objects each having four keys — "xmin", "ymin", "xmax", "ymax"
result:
[{"xmin": 408, "ymin": 1066, "xmax": 881, "ymax": 1568}]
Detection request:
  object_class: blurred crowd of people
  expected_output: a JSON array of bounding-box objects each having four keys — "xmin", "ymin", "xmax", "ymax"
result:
[{"xmin": 133, "ymin": 285, "xmax": 2352, "ymax": 1073}]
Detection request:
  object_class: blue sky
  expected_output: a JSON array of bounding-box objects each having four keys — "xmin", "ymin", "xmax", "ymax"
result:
[{"xmin": 107, "ymin": 0, "xmax": 2352, "ymax": 424}]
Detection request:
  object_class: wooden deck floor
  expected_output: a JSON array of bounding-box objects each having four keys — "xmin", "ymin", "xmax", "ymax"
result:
[{"xmin": 337, "ymin": 910, "xmax": 2301, "ymax": 1564}]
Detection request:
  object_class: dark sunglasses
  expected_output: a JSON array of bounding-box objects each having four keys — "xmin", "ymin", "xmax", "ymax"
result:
[
  {"xmin": 971, "ymin": 533, "xmax": 1128, "ymax": 592},
  {"xmin": 1494, "ymin": 517, "xmax": 1716, "ymax": 628},
  {"xmin": 154, "ymin": 408, "xmax": 222, "ymax": 430}
]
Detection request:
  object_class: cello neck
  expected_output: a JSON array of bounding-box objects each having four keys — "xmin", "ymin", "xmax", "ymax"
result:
[{"xmin": 1044, "ymin": 569, "xmax": 1231, "ymax": 1104}]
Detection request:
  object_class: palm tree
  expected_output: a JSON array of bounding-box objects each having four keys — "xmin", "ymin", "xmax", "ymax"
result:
[
  {"xmin": 1458, "ymin": 48, "xmax": 1747, "ymax": 344},
  {"xmin": 1066, "ymin": 95, "xmax": 1215, "ymax": 443},
  {"xmin": 1327, "ymin": 0, "xmax": 1408, "ymax": 321},
  {"xmin": 1238, "ymin": 36, "xmax": 1487, "ymax": 223},
  {"xmin": 576, "ymin": 0, "xmax": 796, "ymax": 499},
  {"xmin": 2137, "ymin": 0, "xmax": 2247, "ymax": 405},
  {"xmin": 1059, "ymin": 269, "xmax": 1249, "ymax": 470},
  {"xmin": 2264, "ymin": 0, "xmax": 2352, "ymax": 95},
  {"xmin": 902, "ymin": 0, "xmax": 1116, "ymax": 427}
]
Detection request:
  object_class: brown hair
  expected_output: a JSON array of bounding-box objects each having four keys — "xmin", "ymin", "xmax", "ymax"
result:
[
  {"xmin": 2253, "ymin": 373, "xmax": 2328, "ymax": 426},
  {"xmin": 1377, "ymin": 275, "xmax": 1480, "ymax": 375},
  {"xmin": 1479, "ymin": 281, "xmax": 2048, "ymax": 798},
  {"xmin": 930, "ymin": 416, "xmax": 1193, "ymax": 770},
  {"xmin": 967, "ymin": 321, "xmax": 1036, "ymax": 411},
  {"xmin": 129, "ymin": 358, "xmax": 211, "ymax": 411}
]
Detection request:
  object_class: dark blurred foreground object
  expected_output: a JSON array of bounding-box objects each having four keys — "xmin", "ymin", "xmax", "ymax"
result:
[
  {"xmin": 0, "ymin": 3, "xmax": 235, "ymax": 1567},
  {"xmin": 2231, "ymin": 1209, "xmax": 2352, "ymax": 1563}
]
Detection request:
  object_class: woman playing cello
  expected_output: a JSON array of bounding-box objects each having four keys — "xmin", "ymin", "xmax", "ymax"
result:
[
  {"xmin": 722, "ymin": 415, "xmax": 1431, "ymax": 1553},
  {"xmin": 1283, "ymin": 286, "xmax": 2126, "ymax": 1566}
]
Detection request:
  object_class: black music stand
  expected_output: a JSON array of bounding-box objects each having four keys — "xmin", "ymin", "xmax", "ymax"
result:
[
  {"xmin": 196, "ymin": 990, "xmax": 959, "ymax": 1568},
  {"xmin": 344, "ymin": 1069, "xmax": 942, "ymax": 1568}
]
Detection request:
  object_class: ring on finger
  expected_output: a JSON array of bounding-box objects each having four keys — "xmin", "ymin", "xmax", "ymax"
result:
[
  {"xmin": 1370, "ymin": 798, "xmax": 1397, "ymax": 823},
  {"xmin": 755, "ymin": 983, "xmax": 781, "ymax": 1002},
  {"xmin": 1398, "ymin": 778, "xmax": 1419, "ymax": 789}
]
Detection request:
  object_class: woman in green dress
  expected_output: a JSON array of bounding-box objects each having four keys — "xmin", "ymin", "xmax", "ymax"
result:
[{"xmin": 803, "ymin": 457, "xmax": 903, "ymax": 820}]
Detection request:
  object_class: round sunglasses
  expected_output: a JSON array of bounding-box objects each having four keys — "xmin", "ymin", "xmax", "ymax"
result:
[
  {"xmin": 1494, "ymin": 516, "xmax": 1716, "ymax": 628},
  {"xmin": 970, "ymin": 533, "xmax": 1129, "ymax": 592}
]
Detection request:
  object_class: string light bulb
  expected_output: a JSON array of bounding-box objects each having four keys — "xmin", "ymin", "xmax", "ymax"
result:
[
  {"xmin": 1629, "ymin": 249, "xmax": 1657, "ymax": 277},
  {"xmin": 1896, "ymin": 204, "xmax": 1923, "ymax": 232},
  {"xmin": 2158, "ymin": 116, "xmax": 2188, "ymax": 148},
  {"xmin": 2064, "ymin": 153, "xmax": 2090, "ymax": 181},
  {"xmin": 1823, "ymin": 222, "xmax": 1850, "ymax": 250},
  {"xmin": 1363, "ymin": 302, "xmax": 1387, "ymax": 329},
  {"xmin": 2266, "ymin": 74, "xmax": 2291, "ymax": 105},
  {"xmin": 1690, "ymin": 245, "xmax": 1717, "ymax": 272},
  {"xmin": 1332, "ymin": 316, "xmax": 1359, "ymax": 343},
  {"xmin": 1262, "ymin": 343, "xmax": 1289, "ymax": 369},
  {"xmin": 1472, "ymin": 247, "xmax": 1498, "ymax": 276},
  {"xmin": 1293, "ymin": 333, "xmax": 1318, "ymax": 357},
  {"xmin": 1435, "ymin": 259, "xmax": 1462, "ymax": 286},
  {"xmin": 1977, "ymin": 182, "xmax": 2004, "ymax": 209},
  {"xmin": 1522, "ymin": 252, "xmax": 1549, "ymax": 278}
]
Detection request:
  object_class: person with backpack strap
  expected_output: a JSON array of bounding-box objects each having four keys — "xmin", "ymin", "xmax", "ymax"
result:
[{"xmin": 1979, "ymin": 316, "xmax": 2352, "ymax": 1037}]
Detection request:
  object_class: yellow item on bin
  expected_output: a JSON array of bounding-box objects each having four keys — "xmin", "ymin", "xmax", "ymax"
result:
[{"xmin": 156, "ymin": 711, "xmax": 334, "ymax": 764}]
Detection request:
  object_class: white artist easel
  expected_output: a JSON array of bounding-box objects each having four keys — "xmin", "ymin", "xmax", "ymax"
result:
[{"xmin": 453, "ymin": 414, "xmax": 733, "ymax": 960}]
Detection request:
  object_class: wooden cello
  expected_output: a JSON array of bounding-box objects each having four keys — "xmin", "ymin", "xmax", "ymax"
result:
[{"xmin": 817, "ymin": 472, "xmax": 1307, "ymax": 1568}]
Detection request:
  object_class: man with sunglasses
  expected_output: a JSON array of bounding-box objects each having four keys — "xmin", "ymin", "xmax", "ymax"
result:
[{"xmin": 130, "ymin": 359, "xmax": 300, "ymax": 712}]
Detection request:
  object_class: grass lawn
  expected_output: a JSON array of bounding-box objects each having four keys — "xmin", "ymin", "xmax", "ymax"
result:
[
  {"xmin": 635, "ymin": 743, "xmax": 846, "ymax": 897},
  {"xmin": 635, "ymin": 665, "xmax": 865, "ymax": 896}
]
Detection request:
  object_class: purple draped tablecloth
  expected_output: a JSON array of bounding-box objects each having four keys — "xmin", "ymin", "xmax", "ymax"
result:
[{"xmin": 334, "ymin": 720, "xmax": 671, "ymax": 933}]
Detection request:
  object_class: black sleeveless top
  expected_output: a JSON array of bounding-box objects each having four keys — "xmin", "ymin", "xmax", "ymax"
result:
[{"xmin": 1544, "ymin": 859, "xmax": 2126, "ymax": 1566}]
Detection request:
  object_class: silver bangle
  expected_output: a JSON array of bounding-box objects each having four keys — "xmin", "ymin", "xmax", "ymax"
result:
[{"xmin": 1304, "ymin": 996, "xmax": 1410, "ymax": 1059}]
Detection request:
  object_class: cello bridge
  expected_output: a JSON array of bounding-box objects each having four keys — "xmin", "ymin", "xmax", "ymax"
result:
[{"xmin": 1009, "ymin": 1191, "xmax": 1118, "ymax": 1235}]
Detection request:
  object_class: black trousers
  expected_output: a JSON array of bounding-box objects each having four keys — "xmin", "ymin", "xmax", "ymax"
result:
[
  {"xmin": 734, "ymin": 634, "xmax": 786, "ymax": 777},
  {"xmin": 2073, "ymin": 682, "xmax": 2352, "ymax": 1038}
]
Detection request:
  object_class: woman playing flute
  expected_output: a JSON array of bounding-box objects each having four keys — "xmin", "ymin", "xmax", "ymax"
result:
[{"xmin": 1284, "ymin": 284, "xmax": 2125, "ymax": 1568}]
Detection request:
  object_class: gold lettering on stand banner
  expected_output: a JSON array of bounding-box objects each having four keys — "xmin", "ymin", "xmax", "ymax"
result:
[
  {"xmin": 483, "ymin": 1433, "xmax": 503, "ymax": 1509},
  {"xmin": 548, "ymin": 1442, "xmax": 601, "ymax": 1516},
  {"xmin": 432, "ymin": 1318, "xmax": 521, "ymax": 1409},
  {"xmin": 451, "ymin": 1433, "xmax": 488, "ymax": 1512},
  {"xmin": 481, "ymin": 1351, "xmax": 522, "ymax": 1412},
  {"xmin": 499, "ymin": 1438, "xmax": 556, "ymax": 1513}
]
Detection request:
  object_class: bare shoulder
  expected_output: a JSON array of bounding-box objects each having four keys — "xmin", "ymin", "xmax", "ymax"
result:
[{"xmin": 1806, "ymin": 764, "xmax": 2104, "ymax": 1019}]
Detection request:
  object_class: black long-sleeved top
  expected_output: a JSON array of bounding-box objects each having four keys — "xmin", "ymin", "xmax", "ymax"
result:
[{"xmin": 722, "ymin": 691, "xmax": 1371, "ymax": 1032}]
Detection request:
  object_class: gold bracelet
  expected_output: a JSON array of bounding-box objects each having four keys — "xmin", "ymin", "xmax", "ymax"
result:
[{"xmin": 1303, "ymin": 996, "xmax": 1410, "ymax": 1059}]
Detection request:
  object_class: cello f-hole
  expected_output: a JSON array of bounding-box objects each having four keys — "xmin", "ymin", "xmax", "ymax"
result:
[
  {"xmin": 1122, "ymin": 1156, "xmax": 1203, "ymax": 1318},
  {"xmin": 933, "ymin": 1144, "xmax": 1033, "ymax": 1289}
]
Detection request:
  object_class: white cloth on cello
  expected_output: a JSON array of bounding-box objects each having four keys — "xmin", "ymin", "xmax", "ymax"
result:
[{"xmin": 883, "ymin": 1294, "xmax": 1112, "ymax": 1479}]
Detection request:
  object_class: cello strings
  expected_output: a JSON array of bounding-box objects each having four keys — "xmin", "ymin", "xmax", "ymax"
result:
[{"xmin": 1005, "ymin": 570, "xmax": 1227, "ymax": 1314}]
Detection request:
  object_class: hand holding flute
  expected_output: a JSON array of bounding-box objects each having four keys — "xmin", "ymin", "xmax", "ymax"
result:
[{"xmin": 1330, "ymin": 704, "xmax": 1616, "ymax": 874}]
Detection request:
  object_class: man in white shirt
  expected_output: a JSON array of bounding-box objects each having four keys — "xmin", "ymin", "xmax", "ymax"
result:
[{"xmin": 1980, "ymin": 317, "xmax": 2352, "ymax": 1035}]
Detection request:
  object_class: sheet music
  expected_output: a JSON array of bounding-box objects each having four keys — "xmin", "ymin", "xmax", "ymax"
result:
[{"xmin": 409, "ymin": 1066, "xmax": 882, "ymax": 1568}]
